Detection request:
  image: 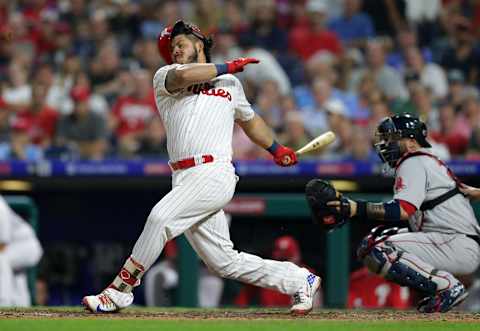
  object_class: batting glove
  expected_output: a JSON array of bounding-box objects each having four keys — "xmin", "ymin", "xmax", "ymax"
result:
[
  {"xmin": 268, "ymin": 142, "xmax": 298, "ymax": 167},
  {"xmin": 225, "ymin": 58, "xmax": 260, "ymax": 74}
]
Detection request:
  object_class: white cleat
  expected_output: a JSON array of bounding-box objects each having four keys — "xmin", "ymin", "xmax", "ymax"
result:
[
  {"xmin": 82, "ymin": 288, "xmax": 134, "ymax": 313},
  {"xmin": 290, "ymin": 273, "xmax": 321, "ymax": 315}
]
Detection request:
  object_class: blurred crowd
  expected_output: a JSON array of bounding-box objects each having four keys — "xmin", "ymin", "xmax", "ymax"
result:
[{"xmin": 1, "ymin": 0, "xmax": 480, "ymax": 161}]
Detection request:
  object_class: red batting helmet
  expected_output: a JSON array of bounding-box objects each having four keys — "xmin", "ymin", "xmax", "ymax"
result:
[
  {"xmin": 157, "ymin": 20, "xmax": 213, "ymax": 64},
  {"xmin": 157, "ymin": 25, "xmax": 173, "ymax": 65}
]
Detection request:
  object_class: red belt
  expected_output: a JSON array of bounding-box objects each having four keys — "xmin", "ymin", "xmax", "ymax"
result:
[{"xmin": 170, "ymin": 154, "xmax": 214, "ymax": 171}]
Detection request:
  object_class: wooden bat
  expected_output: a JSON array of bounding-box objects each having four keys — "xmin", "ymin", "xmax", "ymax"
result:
[{"xmin": 296, "ymin": 131, "xmax": 336, "ymax": 155}]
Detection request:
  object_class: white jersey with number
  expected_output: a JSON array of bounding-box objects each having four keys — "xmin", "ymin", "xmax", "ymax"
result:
[
  {"xmin": 152, "ymin": 64, "xmax": 254, "ymax": 162},
  {"xmin": 393, "ymin": 149, "xmax": 480, "ymax": 235}
]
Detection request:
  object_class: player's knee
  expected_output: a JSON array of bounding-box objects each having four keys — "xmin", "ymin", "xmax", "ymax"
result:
[{"xmin": 358, "ymin": 241, "xmax": 396, "ymax": 276}]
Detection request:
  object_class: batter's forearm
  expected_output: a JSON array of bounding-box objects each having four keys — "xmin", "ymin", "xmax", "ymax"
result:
[
  {"xmin": 237, "ymin": 114, "xmax": 275, "ymax": 149},
  {"xmin": 166, "ymin": 64, "xmax": 218, "ymax": 91}
]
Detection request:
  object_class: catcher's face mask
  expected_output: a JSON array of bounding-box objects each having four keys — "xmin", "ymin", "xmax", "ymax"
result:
[{"xmin": 374, "ymin": 117, "xmax": 403, "ymax": 167}]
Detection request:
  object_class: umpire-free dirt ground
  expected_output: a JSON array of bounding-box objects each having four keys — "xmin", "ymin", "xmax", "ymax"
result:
[{"xmin": 1, "ymin": 308, "xmax": 480, "ymax": 331}]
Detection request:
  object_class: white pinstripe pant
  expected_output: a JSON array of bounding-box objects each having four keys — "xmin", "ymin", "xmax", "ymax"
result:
[{"xmin": 132, "ymin": 161, "xmax": 309, "ymax": 295}]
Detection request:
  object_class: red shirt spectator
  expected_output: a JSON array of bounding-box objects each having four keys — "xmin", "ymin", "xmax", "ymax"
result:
[
  {"xmin": 14, "ymin": 106, "xmax": 58, "ymax": 146},
  {"xmin": 13, "ymin": 82, "xmax": 58, "ymax": 147},
  {"xmin": 288, "ymin": 1, "xmax": 342, "ymax": 60},
  {"xmin": 347, "ymin": 267, "xmax": 411, "ymax": 309},
  {"xmin": 111, "ymin": 91, "xmax": 157, "ymax": 138},
  {"xmin": 289, "ymin": 28, "xmax": 342, "ymax": 61},
  {"xmin": 431, "ymin": 103, "xmax": 470, "ymax": 156}
]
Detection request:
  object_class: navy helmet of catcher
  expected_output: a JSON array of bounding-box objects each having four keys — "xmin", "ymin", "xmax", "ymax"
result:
[{"xmin": 373, "ymin": 113, "xmax": 431, "ymax": 167}]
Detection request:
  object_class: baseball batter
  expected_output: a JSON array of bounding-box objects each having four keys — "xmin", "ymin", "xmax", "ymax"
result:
[
  {"xmin": 83, "ymin": 20, "xmax": 320, "ymax": 314},
  {"xmin": 307, "ymin": 113, "xmax": 480, "ymax": 313},
  {"xmin": 0, "ymin": 195, "xmax": 43, "ymax": 306}
]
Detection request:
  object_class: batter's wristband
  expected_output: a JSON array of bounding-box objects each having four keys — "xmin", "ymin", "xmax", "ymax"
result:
[
  {"xmin": 215, "ymin": 64, "xmax": 228, "ymax": 76},
  {"xmin": 354, "ymin": 200, "xmax": 367, "ymax": 219},
  {"xmin": 266, "ymin": 140, "xmax": 279, "ymax": 155}
]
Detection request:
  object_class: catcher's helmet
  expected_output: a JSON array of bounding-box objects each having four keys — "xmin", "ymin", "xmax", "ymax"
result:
[{"xmin": 374, "ymin": 113, "xmax": 431, "ymax": 167}]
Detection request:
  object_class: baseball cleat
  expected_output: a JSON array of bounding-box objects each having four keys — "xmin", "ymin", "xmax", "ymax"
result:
[
  {"xmin": 82, "ymin": 288, "xmax": 134, "ymax": 313},
  {"xmin": 290, "ymin": 273, "xmax": 321, "ymax": 315},
  {"xmin": 417, "ymin": 282, "xmax": 468, "ymax": 313}
]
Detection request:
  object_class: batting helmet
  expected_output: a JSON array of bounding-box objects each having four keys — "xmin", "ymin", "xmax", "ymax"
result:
[
  {"xmin": 157, "ymin": 20, "xmax": 213, "ymax": 64},
  {"xmin": 374, "ymin": 113, "xmax": 431, "ymax": 167}
]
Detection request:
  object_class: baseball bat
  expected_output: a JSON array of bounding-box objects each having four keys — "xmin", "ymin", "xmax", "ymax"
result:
[{"xmin": 296, "ymin": 131, "xmax": 336, "ymax": 155}]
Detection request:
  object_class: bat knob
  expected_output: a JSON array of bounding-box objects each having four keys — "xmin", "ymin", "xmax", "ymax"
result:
[{"xmin": 282, "ymin": 155, "xmax": 291, "ymax": 165}]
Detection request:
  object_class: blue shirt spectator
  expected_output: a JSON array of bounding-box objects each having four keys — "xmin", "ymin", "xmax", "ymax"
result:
[
  {"xmin": 329, "ymin": 15, "xmax": 374, "ymax": 45},
  {"xmin": 328, "ymin": 0, "xmax": 374, "ymax": 46}
]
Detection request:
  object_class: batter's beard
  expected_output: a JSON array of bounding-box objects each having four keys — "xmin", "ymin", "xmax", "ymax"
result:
[{"xmin": 185, "ymin": 49, "xmax": 199, "ymax": 64}]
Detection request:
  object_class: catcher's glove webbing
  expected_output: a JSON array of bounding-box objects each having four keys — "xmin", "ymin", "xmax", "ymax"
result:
[{"xmin": 305, "ymin": 179, "xmax": 351, "ymax": 232}]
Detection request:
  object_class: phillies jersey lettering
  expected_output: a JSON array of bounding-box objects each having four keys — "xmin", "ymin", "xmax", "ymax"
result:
[
  {"xmin": 153, "ymin": 63, "xmax": 254, "ymax": 162},
  {"xmin": 187, "ymin": 82, "xmax": 232, "ymax": 101}
]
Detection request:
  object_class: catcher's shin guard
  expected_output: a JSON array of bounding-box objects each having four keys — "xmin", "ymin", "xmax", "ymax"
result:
[{"xmin": 359, "ymin": 240, "xmax": 452, "ymax": 296}]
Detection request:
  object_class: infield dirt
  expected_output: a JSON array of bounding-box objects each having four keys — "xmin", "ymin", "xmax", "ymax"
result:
[{"xmin": 1, "ymin": 308, "xmax": 480, "ymax": 322}]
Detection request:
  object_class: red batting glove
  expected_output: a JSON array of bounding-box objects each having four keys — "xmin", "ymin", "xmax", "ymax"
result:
[
  {"xmin": 271, "ymin": 144, "xmax": 298, "ymax": 167},
  {"xmin": 225, "ymin": 58, "xmax": 260, "ymax": 74}
]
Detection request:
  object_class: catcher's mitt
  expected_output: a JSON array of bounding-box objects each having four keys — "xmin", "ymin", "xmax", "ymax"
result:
[{"xmin": 305, "ymin": 179, "xmax": 351, "ymax": 232}]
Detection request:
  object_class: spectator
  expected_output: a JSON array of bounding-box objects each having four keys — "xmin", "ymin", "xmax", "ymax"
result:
[
  {"xmin": 56, "ymin": 86, "xmax": 108, "ymax": 160},
  {"xmin": 137, "ymin": 116, "xmax": 168, "ymax": 158},
  {"xmin": 301, "ymin": 78, "xmax": 345, "ymax": 137},
  {"xmin": 440, "ymin": 17, "xmax": 480, "ymax": 87},
  {"xmin": 218, "ymin": 0, "xmax": 248, "ymax": 35},
  {"xmin": 430, "ymin": 102, "xmax": 470, "ymax": 156},
  {"xmin": 110, "ymin": 69, "xmax": 157, "ymax": 157},
  {"xmin": 324, "ymin": 99, "xmax": 352, "ymax": 158},
  {"xmin": 0, "ymin": 117, "xmax": 44, "ymax": 161},
  {"xmin": 289, "ymin": 0, "xmax": 342, "ymax": 61},
  {"xmin": 328, "ymin": 0, "xmax": 375, "ymax": 49},
  {"xmin": 13, "ymin": 82, "xmax": 58, "ymax": 148},
  {"xmin": 238, "ymin": 35, "xmax": 292, "ymax": 96},
  {"xmin": 279, "ymin": 111, "xmax": 311, "ymax": 154},
  {"xmin": 2, "ymin": 61, "xmax": 30, "ymax": 109},
  {"xmin": 89, "ymin": 44, "xmax": 122, "ymax": 101},
  {"xmin": 410, "ymin": 84, "xmax": 440, "ymax": 132},
  {"xmin": 0, "ymin": 195, "xmax": 43, "ymax": 306},
  {"xmin": 34, "ymin": 62, "xmax": 69, "ymax": 112},
  {"xmin": 133, "ymin": 39, "xmax": 162, "ymax": 73},
  {"xmin": 60, "ymin": 72, "xmax": 109, "ymax": 117},
  {"xmin": 242, "ymin": 0, "xmax": 289, "ymax": 54},
  {"xmin": 343, "ymin": 126, "xmax": 378, "ymax": 162},
  {"xmin": 447, "ymin": 69, "xmax": 467, "ymax": 112},
  {"xmin": 210, "ymin": 27, "xmax": 242, "ymax": 63},
  {"xmin": 349, "ymin": 40, "xmax": 408, "ymax": 101},
  {"xmin": 387, "ymin": 27, "xmax": 433, "ymax": 71},
  {"xmin": 192, "ymin": 0, "xmax": 222, "ymax": 34},
  {"xmin": 347, "ymin": 267, "xmax": 411, "ymax": 309},
  {"xmin": 404, "ymin": 46, "xmax": 447, "ymax": 99}
]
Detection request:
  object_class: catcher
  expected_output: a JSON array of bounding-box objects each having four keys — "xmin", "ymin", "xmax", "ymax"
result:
[{"xmin": 306, "ymin": 113, "xmax": 480, "ymax": 313}]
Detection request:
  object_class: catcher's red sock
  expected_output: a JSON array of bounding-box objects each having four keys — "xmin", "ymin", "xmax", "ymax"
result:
[{"xmin": 110, "ymin": 256, "xmax": 145, "ymax": 293}]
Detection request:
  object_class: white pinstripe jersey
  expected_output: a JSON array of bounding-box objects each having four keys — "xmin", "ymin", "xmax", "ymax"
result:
[{"xmin": 153, "ymin": 64, "xmax": 255, "ymax": 162}]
